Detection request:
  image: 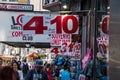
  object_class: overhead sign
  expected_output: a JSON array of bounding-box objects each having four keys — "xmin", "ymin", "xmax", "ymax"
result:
[
  {"xmin": 0, "ymin": 11, "xmax": 50, "ymax": 42},
  {"xmin": 22, "ymin": 15, "xmax": 79, "ymax": 34},
  {"xmin": 0, "ymin": 11, "xmax": 79, "ymax": 43},
  {"xmin": 0, "ymin": 3, "xmax": 33, "ymax": 11}
]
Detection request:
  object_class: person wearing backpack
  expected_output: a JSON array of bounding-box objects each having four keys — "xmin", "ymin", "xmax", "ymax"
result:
[{"xmin": 21, "ymin": 59, "xmax": 29, "ymax": 78}]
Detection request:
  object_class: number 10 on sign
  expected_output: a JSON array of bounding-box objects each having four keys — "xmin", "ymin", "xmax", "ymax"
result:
[{"xmin": 22, "ymin": 15, "xmax": 79, "ymax": 34}]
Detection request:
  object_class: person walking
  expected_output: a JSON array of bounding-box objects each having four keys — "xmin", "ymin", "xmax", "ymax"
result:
[
  {"xmin": 21, "ymin": 59, "xmax": 29, "ymax": 78},
  {"xmin": 12, "ymin": 61, "xmax": 24, "ymax": 80},
  {"xmin": 25, "ymin": 59, "xmax": 48, "ymax": 80},
  {"xmin": 0, "ymin": 58, "xmax": 3, "ymax": 69},
  {"xmin": 61, "ymin": 66, "xmax": 71, "ymax": 80},
  {"xmin": 46, "ymin": 64, "xmax": 53, "ymax": 80}
]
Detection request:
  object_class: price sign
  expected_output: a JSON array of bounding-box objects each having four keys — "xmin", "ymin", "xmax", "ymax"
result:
[
  {"xmin": 50, "ymin": 15, "xmax": 79, "ymax": 34},
  {"xmin": 51, "ymin": 42, "xmax": 81, "ymax": 59},
  {"xmin": 22, "ymin": 15, "xmax": 79, "ymax": 34},
  {"xmin": 22, "ymin": 15, "xmax": 50, "ymax": 34}
]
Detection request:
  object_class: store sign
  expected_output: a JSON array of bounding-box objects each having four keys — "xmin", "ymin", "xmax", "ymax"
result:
[
  {"xmin": 0, "ymin": 3, "xmax": 33, "ymax": 11},
  {"xmin": 43, "ymin": 0, "xmax": 59, "ymax": 6},
  {"xmin": 22, "ymin": 15, "xmax": 79, "ymax": 34}
]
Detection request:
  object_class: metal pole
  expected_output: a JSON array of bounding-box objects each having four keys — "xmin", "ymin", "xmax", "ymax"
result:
[{"xmin": 93, "ymin": 0, "xmax": 98, "ymax": 79}]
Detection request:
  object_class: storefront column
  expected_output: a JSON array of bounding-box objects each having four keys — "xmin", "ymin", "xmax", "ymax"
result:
[{"xmin": 81, "ymin": 16, "xmax": 87, "ymax": 59}]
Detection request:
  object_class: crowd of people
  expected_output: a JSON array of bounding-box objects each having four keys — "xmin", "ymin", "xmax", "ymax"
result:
[{"xmin": 0, "ymin": 57, "xmax": 72, "ymax": 80}]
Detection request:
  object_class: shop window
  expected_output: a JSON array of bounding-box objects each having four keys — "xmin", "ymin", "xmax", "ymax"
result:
[
  {"xmin": 97, "ymin": 0, "xmax": 107, "ymax": 11},
  {"xmin": 81, "ymin": 0, "xmax": 91, "ymax": 10},
  {"xmin": 2, "ymin": 0, "xmax": 7, "ymax": 1},
  {"xmin": 9, "ymin": 0, "xmax": 17, "ymax": 2}
]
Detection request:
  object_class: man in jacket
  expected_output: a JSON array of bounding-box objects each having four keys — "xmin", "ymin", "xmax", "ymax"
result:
[{"xmin": 25, "ymin": 59, "xmax": 48, "ymax": 80}]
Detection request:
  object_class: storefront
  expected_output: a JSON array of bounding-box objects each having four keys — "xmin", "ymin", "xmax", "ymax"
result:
[{"xmin": 42, "ymin": 0, "xmax": 109, "ymax": 80}]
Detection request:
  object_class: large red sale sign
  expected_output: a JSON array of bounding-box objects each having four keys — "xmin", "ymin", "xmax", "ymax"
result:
[{"xmin": 22, "ymin": 15, "xmax": 79, "ymax": 34}]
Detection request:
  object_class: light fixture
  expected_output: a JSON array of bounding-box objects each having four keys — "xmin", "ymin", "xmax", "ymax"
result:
[
  {"xmin": 63, "ymin": 5, "xmax": 67, "ymax": 9},
  {"xmin": 31, "ymin": 46, "xmax": 35, "ymax": 49},
  {"xmin": 25, "ymin": 44, "xmax": 30, "ymax": 47},
  {"xmin": 107, "ymin": 6, "xmax": 110, "ymax": 10},
  {"xmin": 61, "ymin": 0, "xmax": 69, "ymax": 10},
  {"xmin": 99, "ymin": 21, "xmax": 102, "ymax": 24}
]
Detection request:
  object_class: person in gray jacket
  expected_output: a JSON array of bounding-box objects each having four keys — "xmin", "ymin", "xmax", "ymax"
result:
[{"xmin": 25, "ymin": 59, "xmax": 48, "ymax": 80}]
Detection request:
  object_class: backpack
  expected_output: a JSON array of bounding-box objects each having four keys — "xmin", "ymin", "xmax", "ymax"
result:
[{"xmin": 22, "ymin": 63, "xmax": 29, "ymax": 73}]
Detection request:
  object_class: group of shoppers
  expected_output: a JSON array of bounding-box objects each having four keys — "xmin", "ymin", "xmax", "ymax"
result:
[
  {"xmin": 0, "ymin": 57, "xmax": 71, "ymax": 80},
  {"xmin": 0, "ymin": 58, "xmax": 23, "ymax": 80}
]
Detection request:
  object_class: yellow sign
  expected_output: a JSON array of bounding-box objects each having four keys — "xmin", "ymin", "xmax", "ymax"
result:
[{"xmin": 18, "ymin": 0, "xmax": 28, "ymax": 4}]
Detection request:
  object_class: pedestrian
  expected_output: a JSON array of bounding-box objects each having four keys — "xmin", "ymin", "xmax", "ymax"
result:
[
  {"xmin": 59, "ymin": 66, "xmax": 64, "ymax": 78},
  {"xmin": 7, "ymin": 61, "xmax": 12, "ymax": 67},
  {"xmin": 46, "ymin": 64, "xmax": 53, "ymax": 80},
  {"xmin": 25, "ymin": 59, "xmax": 48, "ymax": 80},
  {"xmin": 0, "ymin": 58, "xmax": 3, "ymax": 69},
  {"xmin": 0, "ymin": 57, "xmax": 3, "ymax": 80},
  {"xmin": 61, "ymin": 66, "xmax": 71, "ymax": 80},
  {"xmin": 0, "ymin": 66, "xmax": 20, "ymax": 80},
  {"xmin": 12, "ymin": 61, "xmax": 24, "ymax": 80},
  {"xmin": 21, "ymin": 58, "xmax": 29, "ymax": 78}
]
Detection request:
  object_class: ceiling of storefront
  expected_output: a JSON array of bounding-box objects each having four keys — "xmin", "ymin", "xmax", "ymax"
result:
[
  {"xmin": 43, "ymin": 2, "xmax": 61, "ymax": 11},
  {"xmin": 1, "ymin": 42, "xmax": 51, "ymax": 48}
]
